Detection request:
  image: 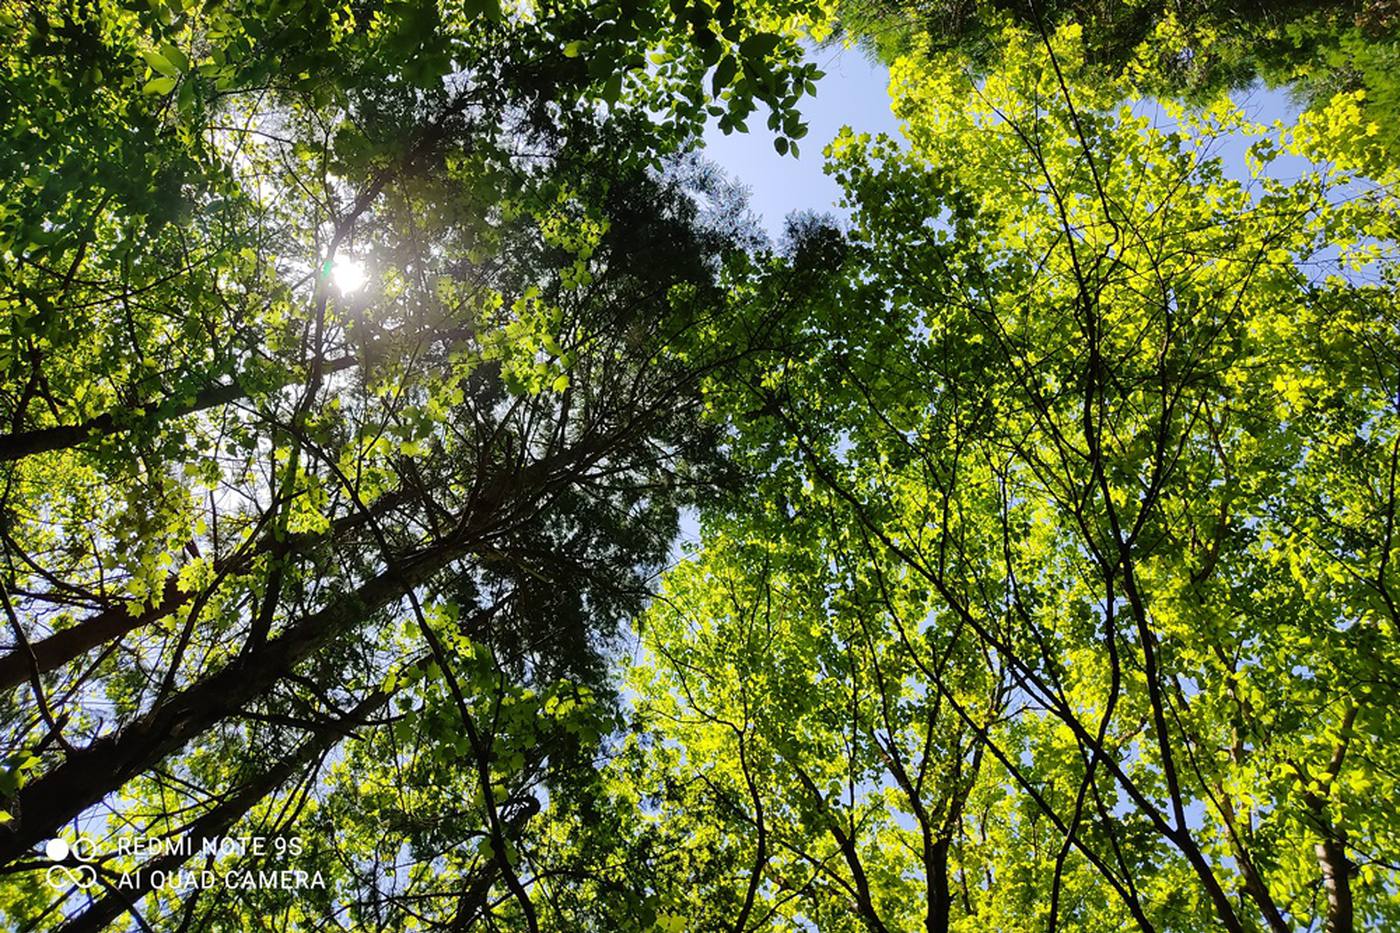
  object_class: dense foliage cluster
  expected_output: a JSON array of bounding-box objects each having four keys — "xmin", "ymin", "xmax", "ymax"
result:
[
  {"xmin": 825, "ymin": 0, "xmax": 1400, "ymax": 152},
  {"xmin": 1, "ymin": 0, "xmax": 1397, "ymax": 930}
]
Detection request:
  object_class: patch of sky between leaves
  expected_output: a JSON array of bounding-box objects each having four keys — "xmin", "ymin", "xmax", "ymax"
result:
[{"xmin": 700, "ymin": 43, "xmax": 904, "ymax": 237}]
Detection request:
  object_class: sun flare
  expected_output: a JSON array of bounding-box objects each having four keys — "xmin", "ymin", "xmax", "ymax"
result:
[{"xmin": 329, "ymin": 256, "xmax": 366, "ymax": 294}]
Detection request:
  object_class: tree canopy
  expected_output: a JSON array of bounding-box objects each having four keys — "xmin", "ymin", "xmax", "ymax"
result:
[{"xmin": 1, "ymin": 1, "xmax": 1398, "ymax": 931}]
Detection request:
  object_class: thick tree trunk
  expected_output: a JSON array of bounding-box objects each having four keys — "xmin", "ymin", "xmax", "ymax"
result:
[
  {"xmin": 928, "ymin": 836, "xmax": 951, "ymax": 933},
  {"xmin": 1308, "ymin": 706, "xmax": 1358, "ymax": 933},
  {"xmin": 1316, "ymin": 835, "xmax": 1354, "ymax": 933}
]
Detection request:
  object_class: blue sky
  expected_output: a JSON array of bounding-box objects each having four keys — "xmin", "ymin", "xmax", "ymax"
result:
[{"xmin": 700, "ymin": 45, "xmax": 902, "ymax": 235}]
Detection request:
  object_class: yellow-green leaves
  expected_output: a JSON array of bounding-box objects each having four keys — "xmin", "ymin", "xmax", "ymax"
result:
[
  {"xmin": 635, "ymin": 21, "xmax": 1400, "ymax": 933},
  {"xmin": 139, "ymin": 41, "xmax": 188, "ymax": 94},
  {"xmin": 141, "ymin": 75, "xmax": 176, "ymax": 95}
]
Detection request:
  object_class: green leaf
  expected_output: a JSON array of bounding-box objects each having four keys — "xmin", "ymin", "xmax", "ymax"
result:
[
  {"xmin": 143, "ymin": 76, "xmax": 177, "ymax": 95},
  {"xmin": 161, "ymin": 42, "xmax": 190, "ymax": 73},
  {"xmin": 602, "ymin": 73, "xmax": 623, "ymax": 105},
  {"xmin": 738, "ymin": 32, "xmax": 780, "ymax": 62},
  {"xmin": 177, "ymin": 77, "xmax": 197, "ymax": 112},
  {"xmin": 712, "ymin": 55, "xmax": 737, "ymax": 96},
  {"xmin": 142, "ymin": 49, "xmax": 179, "ymax": 78}
]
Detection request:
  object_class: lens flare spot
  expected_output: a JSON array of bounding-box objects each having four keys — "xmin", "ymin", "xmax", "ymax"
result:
[{"xmin": 330, "ymin": 256, "xmax": 367, "ymax": 294}]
